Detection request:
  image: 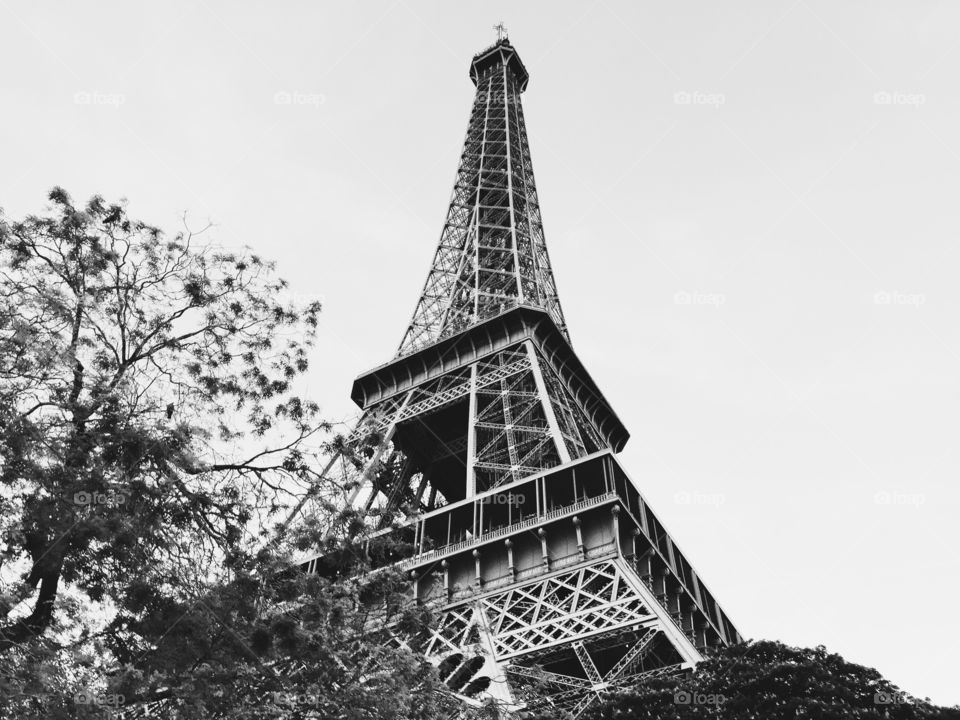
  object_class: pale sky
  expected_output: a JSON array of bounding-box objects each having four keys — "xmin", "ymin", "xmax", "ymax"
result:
[{"xmin": 2, "ymin": 0, "xmax": 959, "ymax": 706}]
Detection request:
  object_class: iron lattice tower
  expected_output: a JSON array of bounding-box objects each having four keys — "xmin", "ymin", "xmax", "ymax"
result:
[{"xmin": 297, "ymin": 37, "xmax": 742, "ymax": 717}]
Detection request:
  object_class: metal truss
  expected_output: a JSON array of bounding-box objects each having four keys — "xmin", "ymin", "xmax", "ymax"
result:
[
  {"xmin": 287, "ymin": 36, "xmax": 741, "ymax": 719},
  {"xmin": 285, "ymin": 396, "xmax": 419, "ymax": 549},
  {"xmin": 397, "ymin": 39, "xmax": 568, "ymax": 357},
  {"xmin": 361, "ymin": 352, "xmax": 532, "ymax": 436},
  {"xmin": 471, "ymin": 345, "xmax": 562, "ymax": 490},
  {"xmin": 512, "ymin": 659, "xmax": 667, "ymax": 719},
  {"xmin": 295, "ymin": 339, "xmax": 609, "ymax": 522},
  {"xmin": 537, "ymin": 354, "xmax": 605, "ymax": 459},
  {"xmin": 418, "ymin": 559, "xmax": 693, "ymax": 717},
  {"xmin": 477, "ymin": 560, "xmax": 655, "ymax": 659},
  {"xmin": 462, "ymin": 340, "xmax": 608, "ymax": 495},
  {"xmin": 505, "ymin": 629, "xmax": 674, "ymax": 718}
]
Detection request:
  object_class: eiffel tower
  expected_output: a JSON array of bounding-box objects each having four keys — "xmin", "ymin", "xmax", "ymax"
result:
[{"xmin": 297, "ymin": 31, "xmax": 742, "ymax": 717}]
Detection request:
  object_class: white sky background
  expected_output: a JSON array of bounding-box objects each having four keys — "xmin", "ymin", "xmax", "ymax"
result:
[{"xmin": 2, "ymin": 0, "xmax": 958, "ymax": 706}]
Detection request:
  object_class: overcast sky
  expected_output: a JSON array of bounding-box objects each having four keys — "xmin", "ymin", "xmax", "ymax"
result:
[{"xmin": 2, "ymin": 0, "xmax": 959, "ymax": 706}]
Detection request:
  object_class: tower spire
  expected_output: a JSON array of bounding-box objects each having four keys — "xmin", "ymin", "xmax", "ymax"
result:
[
  {"xmin": 396, "ymin": 37, "xmax": 565, "ymax": 357},
  {"xmin": 493, "ymin": 21, "xmax": 508, "ymax": 42}
]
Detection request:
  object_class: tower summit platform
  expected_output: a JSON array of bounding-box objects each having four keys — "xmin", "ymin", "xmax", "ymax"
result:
[{"xmin": 470, "ymin": 37, "xmax": 530, "ymax": 92}]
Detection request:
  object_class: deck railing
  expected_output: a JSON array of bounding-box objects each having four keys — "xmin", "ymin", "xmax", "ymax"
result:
[{"xmin": 401, "ymin": 491, "xmax": 618, "ymax": 568}]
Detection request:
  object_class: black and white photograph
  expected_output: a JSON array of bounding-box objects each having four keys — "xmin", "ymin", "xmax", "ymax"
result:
[{"xmin": 1, "ymin": 3, "xmax": 958, "ymax": 718}]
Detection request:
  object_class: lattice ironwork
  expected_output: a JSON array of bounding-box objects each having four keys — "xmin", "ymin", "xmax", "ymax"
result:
[
  {"xmin": 472, "ymin": 347, "xmax": 561, "ymax": 490},
  {"xmin": 416, "ymin": 559, "xmax": 689, "ymax": 716},
  {"xmin": 426, "ymin": 605, "xmax": 481, "ymax": 657},
  {"xmin": 397, "ymin": 39, "xmax": 567, "ymax": 357},
  {"xmin": 286, "ymin": 33, "xmax": 742, "ymax": 719},
  {"xmin": 506, "ymin": 643, "xmax": 684, "ymax": 718},
  {"xmin": 538, "ymin": 356, "xmax": 605, "ymax": 459},
  {"xmin": 479, "ymin": 561, "xmax": 655, "ymax": 659}
]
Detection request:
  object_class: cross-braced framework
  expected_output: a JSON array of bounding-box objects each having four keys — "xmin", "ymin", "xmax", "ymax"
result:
[
  {"xmin": 397, "ymin": 39, "xmax": 567, "ymax": 358},
  {"xmin": 290, "ymin": 36, "xmax": 743, "ymax": 717},
  {"xmin": 479, "ymin": 561, "xmax": 654, "ymax": 659},
  {"xmin": 413, "ymin": 555, "xmax": 700, "ymax": 716}
]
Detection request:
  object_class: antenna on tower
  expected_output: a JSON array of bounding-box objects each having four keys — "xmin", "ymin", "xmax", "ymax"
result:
[{"xmin": 493, "ymin": 22, "xmax": 508, "ymax": 42}]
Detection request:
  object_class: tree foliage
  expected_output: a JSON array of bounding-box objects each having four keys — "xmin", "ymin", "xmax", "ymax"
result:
[
  {"xmin": 106, "ymin": 539, "xmax": 449, "ymax": 719},
  {"xmin": 561, "ymin": 641, "xmax": 960, "ymax": 720},
  {"xmin": 0, "ymin": 189, "xmax": 447, "ymax": 718},
  {"xmin": 0, "ymin": 187, "xmax": 322, "ymax": 644}
]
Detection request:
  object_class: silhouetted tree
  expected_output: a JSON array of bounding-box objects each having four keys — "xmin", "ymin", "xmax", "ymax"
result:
[{"xmin": 532, "ymin": 641, "xmax": 960, "ymax": 720}]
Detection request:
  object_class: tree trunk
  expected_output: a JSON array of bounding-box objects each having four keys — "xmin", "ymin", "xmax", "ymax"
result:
[{"xmin": 0, "ymin": 546, "xmax": 65, "ymax": 651}]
